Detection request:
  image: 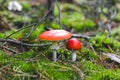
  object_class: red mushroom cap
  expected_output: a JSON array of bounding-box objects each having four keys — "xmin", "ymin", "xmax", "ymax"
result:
[
  {"xmin": 39, "ymin": 30, "xmax": 72, "ymax": 41},
  {"xmin": 66, "ymin": 38, "xmax": 82, "ymax": 50}
]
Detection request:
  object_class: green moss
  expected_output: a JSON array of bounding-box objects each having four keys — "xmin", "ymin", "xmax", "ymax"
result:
[
  {"xmin": 1, "ymin": 1, "xmax": 120, "ymax": 80},
  {"xmin": 0, "ymin": 33, "xmax": 5, "ymax": 38},
  {"xmin": 14, "ymin": 61, "xmax": 35, "ymax": 72},
  {"xmin": 61, "ymin": 12, "xmax": 95, "ymax": 32},
  {"xmin": 80, "ymin": 47, "xmax": 98, "ymax": 60},
  {"xmin": 90, "ymin": 35, "xmax": 120, "ymax": 52},
  {"xmin": 35, "ymin": 61, "xmax": 80, "ymax": 80},
  {"xmin": 84, "ymin": 69, "xmax": 120, "ymax": 80},
  {"xmin": 81, "ymin": 61, "xmax": 120, "ymax": 80},
  {"xmin": 82, "ymin": 61, "xmax": 105, "ymax": 71},
  {"xmin": 20, "ymin": 1, "xmax": 31, "ymax": 11}
]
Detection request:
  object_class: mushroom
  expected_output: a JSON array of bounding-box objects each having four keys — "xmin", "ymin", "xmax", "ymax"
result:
[
  {"xmin": 66, "ymin": 38, "xmax": 82, "ymax": 62},
  {"xmin": 8, "ymin": 1, "xmax": 22, "ymax": 11},
  {"xmin": 39, "ymin": 30, "xmax": 72, "ymax": 62}
]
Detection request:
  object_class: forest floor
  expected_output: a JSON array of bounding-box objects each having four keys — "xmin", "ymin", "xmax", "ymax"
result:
[{"xmin": 0, "ymin": 0, "xmax": 120, "ymax": 80}]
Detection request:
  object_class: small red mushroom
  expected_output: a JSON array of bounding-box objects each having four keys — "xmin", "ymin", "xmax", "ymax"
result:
[
  {"xmin": 66, "ymin": 38, "xmax": 82, "ymax": 62},
  {"xmin": 39, "ymin": 30, "xmax": 72, "ymax": 62}
]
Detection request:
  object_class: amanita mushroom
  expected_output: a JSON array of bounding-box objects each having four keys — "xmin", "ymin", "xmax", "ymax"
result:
[
  {"xmin": 66, "ymin": 38, "xmax": 82, "ymax": 62},
  {"xmin": 39, "ymin": 30, "xmax": 72, "ymax": 62}
]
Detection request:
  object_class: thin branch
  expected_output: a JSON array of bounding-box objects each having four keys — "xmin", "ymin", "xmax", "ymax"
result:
[
  {"xmin": 103, "ymin": 53, "xmax": 120, "ymax": 64},
  {"xmin": 72, "ymin": 34, "xmax": 91, "ymax": 39},
  {"xmin": 5, "ymin": 23, "xmax": 36, "ymax": 39},
  {"xmin": 0, "ymin": 38, "xmax": 52, "ymax": 47},
  {"xmin": 14, "ymin": 73, "xmax": 38, "ymax": 78},
  {"xmin": 25, "ymin": 0, "xmax": 56, "ymax": 39},
  {"xmin": 0, "ymin": 45, "xmax": 17, "ymax": 53},
  {"xmin": 55, "ymin": 0, "xmax": 62, "ymax": 29},
  {"xmin": 47, "ymin": 0, "xmax": 55, "ymax": 21}
]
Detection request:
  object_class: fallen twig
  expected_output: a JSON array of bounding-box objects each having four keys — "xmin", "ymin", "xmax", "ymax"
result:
[
  {"xmin": 5, "ymin": 23, "xmax": 36, "ymax": 39},
  {"xmin": 0, "ymin": 38, "xmax": 52, "ymax": 47},
  {"xmin": 14, "ymin": 73, "xmax": 38, "ymax": 78},
  {"xmin": 72, "ymin": 34, "xmax": 91, "ymax": 40},
  {"xmin": 103, "ymin": 53, "xmax": 120, "ymax": 63},
  {"xmin": 25, "ymin": 0, "xmax": 56, "ymax": 39},
  {"xmin": 0, "ymin": 45, "xmax": 17, "ymax": 53}
]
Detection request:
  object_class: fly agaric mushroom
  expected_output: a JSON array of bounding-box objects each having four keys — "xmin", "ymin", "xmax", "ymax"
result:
[
  {"xmin": 39, "ymin": 30, "xmax": 72, "ymax": 62},
  {"xmin": 66, "ymin": 38, "xmax": 82, "ymax": 62}
]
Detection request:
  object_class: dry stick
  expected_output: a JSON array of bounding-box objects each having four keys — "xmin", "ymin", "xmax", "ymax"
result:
[
  {"xmin": 0, "ymin": 45, "xmax": 17, "ymax": 53},
  {"xmin": 14, "ymin": 73, "xmax": 38, "ymax": 78},
  {"xmin": 4, "ymin": 0, "xmax": 91, "ymax": 44},
  {"xmin": 3, "ymin": 34, "xmax": 91, "ymax": 54},
  {"xmin": 5, "ymin": 23, "xmax": 36, "ymax": 39},
  {"xmin": 48, "ymin": 0, "xmax": 55, "ymax": 21},
  {"xmin": 3, "ymin": 24, "xmax": 51, "ymax": 47},
  {"xmin": 4, "ymin": 23, "xmax": 37, "ymax": 53},
  {"xmin": 0, "ymin": 38, "xmax": 52, "ymax": 47},
  {"xmin": 55, "ymin": 0, "xmax": 62, "ymax": 29},
  {"xmin": 5, "ymin": 1, "xmax": 55, "ymax": 40},
  {"xmin": 72, "ymin": 34, "xmax": 91, "ymax": 40},
  {"xmin": 25, "ymin": 0, "xmax": 56, "ymax": 39},
  {"xmin": 45, "ymin": 0, "xmax": 63, "ymax": 29},
  {"xmin": 3, "ymin": 23, "xmax": 36, "ymax": 50}
]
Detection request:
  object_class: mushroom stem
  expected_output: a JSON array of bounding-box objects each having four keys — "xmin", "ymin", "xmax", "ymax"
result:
[
  {"xmin": 71, "ymin": 51, "xmax": 76, "ymax": 62},
  {"xmin": 53, "ymin": 50, "xmax": 57, "ymax": 62},
  {"xmin": 50, "ymin": 43, "xmax": 59, "ymax": 62}
]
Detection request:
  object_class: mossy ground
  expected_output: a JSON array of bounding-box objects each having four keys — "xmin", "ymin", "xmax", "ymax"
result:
[{"xmin": 0, "ymin": 1, "xmax": 120, "ymax": 80}]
